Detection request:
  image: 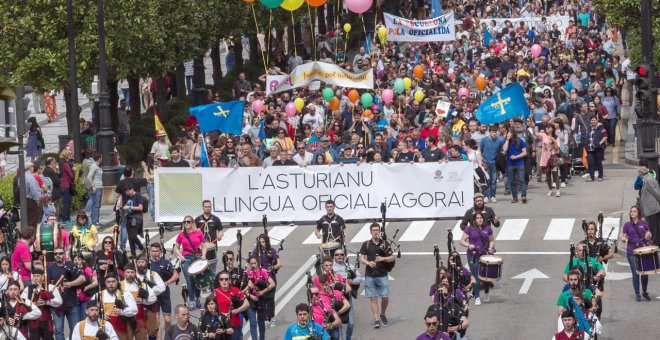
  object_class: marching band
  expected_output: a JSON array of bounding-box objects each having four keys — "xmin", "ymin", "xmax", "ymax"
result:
[{"xmin": 0, "ymin": 193, "xmax": 656, "ymax": 340}]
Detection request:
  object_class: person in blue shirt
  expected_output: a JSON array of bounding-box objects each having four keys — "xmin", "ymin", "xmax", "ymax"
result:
[
  {"xmin": 503, "ymin": 129, "xmax": 528, "ymax": 203},
  {"xmin": 284, "ymin": 303, "xmax": 330, "ymax": 340},
  {"xmin": 479, "ymin": 126, "xmax": 505, "ymax": 203}
]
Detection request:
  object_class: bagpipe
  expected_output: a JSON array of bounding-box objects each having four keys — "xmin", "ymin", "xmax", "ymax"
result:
[
  {"xmin": 157, "ymin": 224, "xmax": 175, "ymax": 282},
  {"xmin": 258, "ymin": 215, "xmax": 284, "ymax": 276},
  {"xmin": 95, "ymin": 292, "xmax": 110, "ymax": 340},
  {"xmin": 325, "ymin": 276, "xmax": 349, "ymax": 324},
  {"xmin": 379, "ymin": 203, "xmax": 401, "ymax": 272}
]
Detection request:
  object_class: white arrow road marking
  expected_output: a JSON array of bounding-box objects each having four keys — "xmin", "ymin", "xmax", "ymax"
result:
[
  {"xmin": 604, "ymin": 269, "xmax": 632, "ymax": 280},
  {"xmin": 511, "ymin": 268, "xmax": 549, "ymax": 294},
  {"xmin": 616, "ymin": 262, "xmax": 630, "ymax": 267}
]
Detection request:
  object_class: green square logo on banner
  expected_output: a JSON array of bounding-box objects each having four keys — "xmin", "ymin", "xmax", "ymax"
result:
[{"xmin": 157, "ymin": 172, "xmax": 202, "ymax": 217}]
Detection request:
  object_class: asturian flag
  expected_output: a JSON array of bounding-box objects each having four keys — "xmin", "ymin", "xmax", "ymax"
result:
[
  {"xmin": 474, "ymin": 83, "xmax": 530, "ymax": 124},
  {"xmin": 190, "ymin": 101, "xmax": 243, "ymax": 135}
]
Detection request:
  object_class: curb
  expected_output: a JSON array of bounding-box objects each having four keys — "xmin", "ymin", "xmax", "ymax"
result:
[{"xmin": 623, "ymin": 105, "xmax": 639, "ymax": 165}]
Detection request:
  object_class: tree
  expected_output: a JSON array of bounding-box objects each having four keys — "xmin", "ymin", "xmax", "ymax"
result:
[{"xmin": 595, "ymin": 0, "xmax": 660, "ymax": 65}]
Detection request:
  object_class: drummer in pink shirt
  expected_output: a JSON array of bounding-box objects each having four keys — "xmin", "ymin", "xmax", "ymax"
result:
[
  {"xmin": 11, "ymin": 226, "xmax": 35, "ymax": 286},
  {"xmin": 174, "ymin": 215, "xmax": 206, "ymax": 310}
]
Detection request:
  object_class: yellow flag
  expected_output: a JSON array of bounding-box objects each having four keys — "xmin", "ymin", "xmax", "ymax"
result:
[{"xmin": 154, "ymin": 109, "xmax": 171, "ymax": 145}]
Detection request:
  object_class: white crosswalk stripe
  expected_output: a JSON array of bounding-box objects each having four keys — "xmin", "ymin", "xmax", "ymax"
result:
[
  {"xmin": 302, "ymin": 231, "xmax": 321, "ymax": 244},
  {"xmin": 603, "ymin": 217, "xmax": 621, "ymax": 239},
  {"xmin": 217, "ymin": 227, "xmax": 252, "ymax": 247},
  {"xmin": 350, "ymin": 223, "xmax": 374, "ymax": 243},
  {"xmin": 266, "ymin": 225, "xmax": 297, "ymax": 245},
  {"xmin": 543, "ymin": 218, "xmax": 575, "ymax": 240},
  {"xmin": 399, "ymin": 220, "xmax": 434, "ymax": 242},
  {"xmin": 496, "ymin": 219, "xmax": 529, "ymax": 241},
  {"xmin": 451, "ymin": 221, "xmax": 463, "ymax": 241}
]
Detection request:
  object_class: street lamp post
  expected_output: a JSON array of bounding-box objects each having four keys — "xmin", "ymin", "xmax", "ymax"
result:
[
  {"xmin": 638, "ymin": 0, "xmax": 659, "ymax": 174},
  {"xmin": 96, "ymin": 0, "xmax": 121, "ymax": 185},
  {"xmin": 191, "ymin": 57, "xmax": 206, "ymax": 106},
  {"xmin": 66, "ymin": 0, "xmax": 82, "ymax": 162}
]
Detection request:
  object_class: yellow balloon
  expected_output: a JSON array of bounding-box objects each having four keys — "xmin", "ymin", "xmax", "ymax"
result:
[
  {"xmin": 414, "ymin": 90, "xmax": 425, "ymax": 102},
  {"xmin": 294, "ymin": 97, "xmax": 305, "ymax": 111},
  {"xmin": 281, "ymin": 0, "xmax": 304, "ymax": 11},
  {"xmin": 344, "ymin": 23, "xmax": 352, "ymax": 33},
  {"xmin": 403, "ymin": 77, "xmax": 412, "ymax": 90},
  {"xmin": 377, "ymin": 26, "xmax": 387, "ymax": 40}
]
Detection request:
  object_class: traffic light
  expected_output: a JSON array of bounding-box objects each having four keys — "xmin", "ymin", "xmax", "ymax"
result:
[
  {"xmin": 14, "ymin": 85, "xmax": 32, "ymax": 134},
  {"xmin": 634, "ymin": 64, "xmax": 657, "ymax": 118}
]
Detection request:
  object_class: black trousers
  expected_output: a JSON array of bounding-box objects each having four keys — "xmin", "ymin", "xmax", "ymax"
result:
[{"xmin": 127, "ymin": 219, "xmax": 145, "ymax": 256}]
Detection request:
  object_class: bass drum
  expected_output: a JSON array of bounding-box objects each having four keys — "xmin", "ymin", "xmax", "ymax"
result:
[{"xmin": 36, "ymin": 224, "xmax": 60, "ymax": 262}]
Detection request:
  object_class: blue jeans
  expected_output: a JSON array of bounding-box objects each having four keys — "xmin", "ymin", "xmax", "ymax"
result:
[
  {"xmin": 181, "ymin": 258, "xmax": 198, "ymax": 302},
  {"xmin": 147, "ymin": 183, "xmax": 155, "ymax": 220},
  {"xmin": 118, "ymin": 132, "xmax": 129, "ymax": 145},
  {"xmin": 627, "ymin": 251, "xmax": 649, "ymax": 296},
  {"xmin": 468, "ymin": 254, "xmax": 488, "ymax": 299},
  {"xmin": 345, "ymin": 297, "xmax": 355, "ymax": 340},
  {"xmin": 231, "ymin": 326, "xmax": 243, "ymax": 340},
  {"xmin": 607, "ymin": 118, "xmax": 618, "ymax": 145},
  {"xmin": 77, "ymin": 302, "xmax": 88, "ymax": 322},
  {"xmin": 587, "ymin": 148, "xmax": 604, "ymax": 180},
  {"xmin": 60, "ymin": 187, "xmax": 72, "ymax": 221},
  {"xmin": 53, "ymin": 305, "xmax": 79, "ymax": 340},
  {"xmin": 506, "ymin": 164, "xmax": 527, "ymax": 199},
  {"xmin": 485, "ymin": 163, "xmax": 498, "ymax": 198},
  {"xmin": 122, "ymin": 89, "xmax": 130, "ymax": 102},
  {"xmin": 86, "ymin": 187, "xmax": 103, "ymax": 225},
  {"xmin": 246, "ymin": 306, "xmax": 266, "ymax": 340},
  {"xmin": 119, "ymin": 221, "xmax": 128, "ymax": 250},
  {"xmin": 329, "ymin": 327, "xmax": 340, "ymax": 340}
]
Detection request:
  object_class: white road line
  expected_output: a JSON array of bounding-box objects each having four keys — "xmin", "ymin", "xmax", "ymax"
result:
[
  {"xmin": 274, "ymin": 255, "xmax": 318, "ymax": 302},
  {"xmin": 266, "ymin": 225, "xmax": 297, "ymax": 245},
  {"xmin": 350, "ymin": 223, "xmax": 373, "ymax": 243},
  {"xmin": 273, "ymin": 255, "xmax": 316, "ymax": 316},
  {"xmin": 602, "ymin": 217, "xmax": 621, "ymax": 240},
  {"xmin": 451, "ymin": 221, "xmax": 463, "ymax": 241},
  {"xmin": 401, "ymin": 251, "xmax": 571, "ymax": 255},
  {"xmin": 496, "ymin": 219, "xmax": 529, "ymax": 241},
  {"xmin": 302, "ymin": 231, "xmax": 321, "ymax": 244},
  {"xmin": 163, "ymin": 234, "xmax": 179, "ymax": 250},
  {"xmin": 399, "ymin": 220, "xmax": 434, "ymax": 242},
  {"xmin": 217, "ymin": 227, "xmax": 252, "ymax": 247},
  {"xmin": 543, "ymin": 218, "xmax": 575, "ymax": 240}
]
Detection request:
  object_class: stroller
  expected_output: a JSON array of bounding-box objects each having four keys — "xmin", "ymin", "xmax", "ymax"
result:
[
  {"xmin": 569, "ymin": 145, "xmax": 587, "ymax": 176},
  {"xmin": 474, "ymin": 166, "xmax": 489, "ymax": 194}
]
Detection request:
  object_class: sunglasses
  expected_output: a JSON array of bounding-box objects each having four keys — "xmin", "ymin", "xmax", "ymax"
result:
[
  {"xmin": 184, "ymin": 220, "xmax": 194, "ymax": 224},
  {"xmin": 219, "ymin": 277, "xmax": 230, "ymax": 281},
  {"xmin": 311, "ymin": 292, "xmax": 319, "ymax": 296},
  {"xmin": 226, "ymin": 258, "xmax": 234, "ymax": 261},
  {"xmin": 334, "ymin": 253, "xmax": 345, "ymax": 256},
  {"xmin": 278, "ymin": 131, "xmax": 285, "ymax": 134},
  {"xmin": 54, "ymin": 252, "xmax": 65, "ymax": 255},
  {"xmin": 426, "ymin": 322, "xmax": 439, "ymax": 327},
  {"xmin": 297, "ymin": 147, "xmax": 304, "ymax": 150},
  {"xmin": 103, "ymin": 241, "xmax": 113, "ymax": 244}
]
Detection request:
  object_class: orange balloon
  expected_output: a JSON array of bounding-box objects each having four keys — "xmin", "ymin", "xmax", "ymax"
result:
[
  {"xmin": 475, "ymin": 77, "xmax": 487, "ymax": 91},
  {"xmin": 413, "ymin": 65, "xmax": 425, "ymax": 79},
  {"xmin": 362, "ymin": 109, "xmax": 373, "ymax": 119},
  {"xmin": 329, "ymin": 97, "xmax": 340, "ymax": 111},
  {"xmin": 348, "ymin": 89, "xmax": 359, "ymax": 103},
  {"xmin": 305, "ymin": 0, "xmax": 327, "ymax": 6}
]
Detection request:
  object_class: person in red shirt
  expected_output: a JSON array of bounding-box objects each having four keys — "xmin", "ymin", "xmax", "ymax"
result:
[{"xmin": 213, "ymin": 271, "xmax": 249, "ymax": 337}]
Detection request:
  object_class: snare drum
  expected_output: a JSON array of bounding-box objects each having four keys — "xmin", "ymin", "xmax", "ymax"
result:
[
  {"xmin": 478, "ymin": 255, "xmax": 503, "ymax": 282},
  {"xmin": 321, "ymin": 242, "xmax": 341, "ymax": 251},
  {"xmin": 187, "ymin": 259, "xmax": 216, "ymax": 298},
  {"xmin": 36, "ymin": 224, "xmax": 59, "ymax": 262},
  {"xmin": 633, "ymin": 245, "xmax": 660, "ymax": 275}
]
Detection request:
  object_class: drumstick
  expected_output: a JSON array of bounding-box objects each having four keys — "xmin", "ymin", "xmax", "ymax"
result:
[{"xmin": 50, "ymin": 276, "xmax": 64, "ymax": 292}]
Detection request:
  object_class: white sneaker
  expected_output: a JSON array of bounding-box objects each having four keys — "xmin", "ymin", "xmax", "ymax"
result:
[
  {"xmin": 484, "ymin": 293, "xmax": 490, "ymax": 302},
  {"xmin": 551, "ymin": 183, "xmax": 556, "ymax": 188},
  {"xmin": 483, "ymin": 197, "xmax": 489, "ymax": 203},
  {"xmin": 269, "ymin": 320, "xmax": 277, "ymax": 328},
  {"xmin": 560, "ymin": 182, "xmax": 566, "ymax": 188},
  {"xmin": 555, "ymin": 190, "xmax": 561, "ymax": 197},
  {"xmin": 490, "ymin": 197, "xmax": 497, "ymax": 203},
  {"xmin": 547, "ymin": 190, "xmax": 552, "ymax": 196},
  {"xmin": 474, "ymin": 297, "xmax": 482, "ymax": 306}
]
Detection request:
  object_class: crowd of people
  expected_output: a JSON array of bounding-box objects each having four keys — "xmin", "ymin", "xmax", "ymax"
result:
[{"xmin": 3, "ymin": 0, "xmax": 655, "ymax": 339}]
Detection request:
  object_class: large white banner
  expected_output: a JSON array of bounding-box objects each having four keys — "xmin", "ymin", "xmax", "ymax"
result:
[
  {"xmin": 384, "ymin": 12, "xmax": 456, "ymax": 42},
  {"xmin": 155, "ymin": 162, "xmax": 473, "ymax": 223},
  {"xmin": 266, "ymin": 61, "xmax": 373, "ymax": 95},
  {"xmin": 488, "ymin": 15, "xmax": 570, "ymax": 38}
]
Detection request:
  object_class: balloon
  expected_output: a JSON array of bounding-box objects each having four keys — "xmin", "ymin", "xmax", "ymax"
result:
[
  {"xmin": 281, "ymin": 0, "xmax": 303, "ymax": 11},
  {"xmin": 259, "ymin": 0, "xmax": 283, "ymax": 9},
  {"xmin": 322, "ymin": 87, "xmax": 334, "ymax": 102},
  {"xmin": 345, "ymin": 0, "xmax": 372, "ymax": 14},
  {"xmin": 413, "ymin": 65, "xmax": 425, "ymax": 79},
  {"xmin": 285, "ymin": 103, "xmax": 297, "ymax": 117},
  {"xmin": 393, "ymin": 79, "xmax": 405, "ymax": 94},
  {"xmin": 343, "ymin": 23, "xmax": 352, "ymax": 33},
  {"xmin": 381, "ymin": 89, "xmax": 394, "ymax": 104},
  {"xmin": 531, "ymin": 44, "xmax": 542, "ymax": 58},
  {"xmin": 403, "ymin": 77, "xmax": 412, "ymax": 90},
  {"xmin": 294, "ymin": 97, "xmax": 305, "ymax": 111},
  {"xmin": 361, "ymin": 93, "xmax": 373, "ymax": 108},
  {"xmin": 329, "ymin": 97, "xmax": 340, "ymax": 111},
  {"xmin": 377, "ymin": 26, "xmax": 387, "ymax": 43},
  {"xmin": 362, "ymin": 109, "xmax": 373, "ymax": 119},
  {"xmin": 348, "ymin": 89, "xmax": 359, "ymax": 103},
  {"xmin": 251, "ymin": 100, "xmax": 264, "ymax": 113},
  {"xmin": 414, "ymin": 90, "xmax": 425, "ymax": 102},
  {"xmin": 458, "ymin": 87, "xmax": 470, "ymax": 98},
  {"xmin": 305, "ymin": 0, "xmax": 327, "ymax": 6},
  {"xmin": 475, "ymin": 77, "xmax": 487, "ymax": 91}
]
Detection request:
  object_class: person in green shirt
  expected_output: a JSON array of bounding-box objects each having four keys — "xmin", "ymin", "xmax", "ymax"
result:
[
  {"xmin": 562, "ymin": 243, "xmax": 606, "ymax": 284},
  {"xmin": 557, "ymin": 270, "xmax": 594, "ymax": 316}
]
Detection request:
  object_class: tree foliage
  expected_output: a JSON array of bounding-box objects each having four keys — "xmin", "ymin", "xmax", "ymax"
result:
[{"xmin": 595, "ymin": 0, "xmax": 660, "ymax": 66}]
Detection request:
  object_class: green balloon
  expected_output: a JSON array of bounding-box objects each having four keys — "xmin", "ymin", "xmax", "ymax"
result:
[
  {"xmin": 361, "ymin": 93, "xmax": 373, "ymax": 108},
  {"xmin": 393, "ymin": 79, "xmax": 405, "ymax": 94},
  {"xmin": 322, "ymin": 88, "xmax": 334, "ymax": 102},
  {"xmin": 260, "ymin": 0, "xmax": 284, "ymax": 9}
]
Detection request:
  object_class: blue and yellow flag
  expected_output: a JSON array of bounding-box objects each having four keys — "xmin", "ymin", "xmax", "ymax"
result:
[
  {"xmin": 475, "ymin": 83, "xmax": 530, "ymax": 125},
  {"xmin": 190, "ymin": 101, "xmax": 243, "ymax": 135}
]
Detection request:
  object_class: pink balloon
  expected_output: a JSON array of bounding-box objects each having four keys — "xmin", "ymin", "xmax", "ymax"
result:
[
  {"xmin": 285, "ymin": 103, "xmax": 297, "ymax": 117},
  {"xmin": 531, "ymin": 44, "xmax": 542, "ymax": 58},
  {"xmin": 458, "ymin": 87, "xmax": 469, "ymax": 98},
  {"xmin": 382, "ymin": 89, "xmax": 394, "ymax": 105},
  {"xmin": 345, "ymin": 0, "xmax": 372, "ymax": 14},
  {"xmin": 252, "ymin": 100, "xmax": 264, "ymax": 114}
]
